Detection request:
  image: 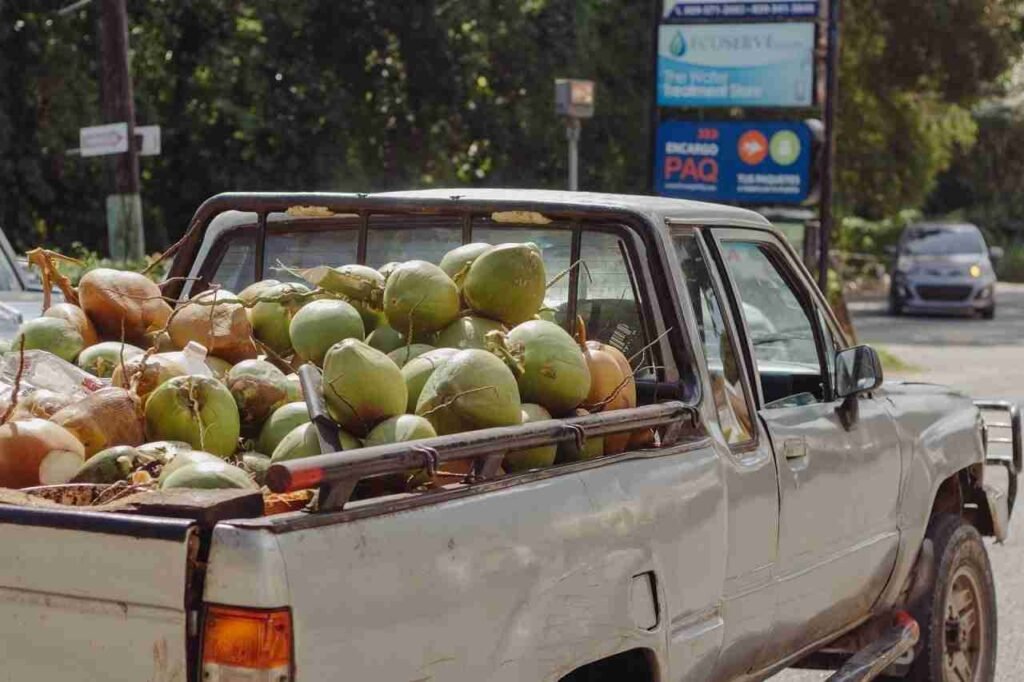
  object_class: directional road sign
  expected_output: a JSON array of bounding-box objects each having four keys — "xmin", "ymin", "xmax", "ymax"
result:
[{"xmin": 80, "ymin": 122, "xmax": 129, "ymax": 157}]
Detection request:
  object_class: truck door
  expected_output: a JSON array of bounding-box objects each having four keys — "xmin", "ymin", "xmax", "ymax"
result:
[
  {"xmin": 672, "ymin": 228, "xmax": 780, "ymax": 681},
  {"xmin": 707, "ymin": 228, "xmax": 902, "ymax": 659}
]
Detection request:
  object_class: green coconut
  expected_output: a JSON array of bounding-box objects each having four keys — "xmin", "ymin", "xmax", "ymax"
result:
[
  {"xmin": 270, "ymin": 421, "xmax": 360, "ymax": 463},
  {"xmin": 401, "ymin": 348, "xmax": 460, "ymax": 413},
  {"xmin": 284, "ymin": 373, "xmax": 303, "ymax": 402},
  {"xmin": 378, "ymin": 262, "xmax": 401, "ymax": 282},
  {"xmin": 226, "ymin": 360, "xmax": 290, "ymax": 434},
  {"xmin": 137, "ymin": 440, "xmax": 192, "ymax": 463},
  {"xmin": 288, "ymin": 298, "xmax": 365, "ymax": 366},
  {"xmin": 504, "ymin": 404, "xmax": 558, "ymax": 473},
  {"xmin": 144, "ymin": 375, "xmax": 240, "ymax": 458},
  {"xmin": 366, "ymin": 322, "xmax": 405, "ymax": 354},
  {"xmin": 257, "ymin": 401, "xmax": 310, "ymax": 456},
  {"xmin": 365, "ymin": 414, "xmax": 437, "ymax": 447},
  {"xmin": 383, "ymin": 260, "xmax": 460, "ymax": 338},
  {"xmin": 302, "ymin": 264, "xmax": 384, "ymax": 330},
  {"xmin": 70, "ymin": 445, "xmax": 144, "ymax": 484},
  {"xmin": 387, "ymin": 343, "xmax": 435, "ymax": 368},
  {"xmin": 433, "ymin": 316, "xmax": 506, "ymax": 350},
  {"xmin": 160, "ymin": 460, "xmax": 258, "ymax": 490},
  {"xmin": 439, "ymin": 243, "xmax": 494, "ymax": 283},
  {"xmin": 76, "ymin": 342, "xmax": 145, "ymax": 378},
  {"xmin": 204, "ymin": 356, "xmax": 233, "ymax": 380},
  {"xmin": 249, "ymin": 281, "xmax": 311, "ymax": 355},
  {"xmin": 463, "ymin": 243, "xmax": 546, "ymax": 326},
  {"xmin": 157, "ymin": 449, "xmax": 223, "ymax": 483},
  {"xmin": 237, "ymin": 279, "xmax": 282, "ymax": 306},
  {"xmin": 496, "ymin": 320, "xmax": 591, "ymax": 416},
  {"xmin": 13, "ymin": 317, "xmax": 84, "ymax": 363},
  {"xmin": 322, "ymin": 339, "xmax": 406, "ymax": 436},
  {"xmin": 415, "ymin": 349, "xmax": 521, "ymax": 435},
  {"xmin": 241, "ymin": 452, "xmax": 272, "ymax": 485}
]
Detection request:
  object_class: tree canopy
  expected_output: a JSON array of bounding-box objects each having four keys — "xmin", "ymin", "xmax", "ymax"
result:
[{"xmin": 0, "ymin": 0, "xmax": 1021, "ymax": 254}]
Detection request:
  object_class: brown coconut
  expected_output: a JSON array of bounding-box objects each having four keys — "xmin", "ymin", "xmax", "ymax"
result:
[
  {"xmin": 50, "ymin": 387, "xmax": 146, "ymax": 458},
  {"xmin": 78, "ymin": 268, "xmax": 172, "ymax": 346},
  {"xmin": 168, "ymin": 289, "xmax": 258, "ymax": 364}
]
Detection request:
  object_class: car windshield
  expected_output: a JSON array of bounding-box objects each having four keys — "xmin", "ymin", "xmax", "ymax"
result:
[{"xmin": 902, "ymin": 228, "xmax": 984, "ymax": 256}]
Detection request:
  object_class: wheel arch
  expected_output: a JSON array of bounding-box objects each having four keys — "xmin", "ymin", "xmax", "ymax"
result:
[{"xmin": 557, "ymin": 648, "xmax": 660, "ymax": 682}]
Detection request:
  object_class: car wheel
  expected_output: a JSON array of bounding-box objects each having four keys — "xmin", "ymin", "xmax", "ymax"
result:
[
  {"xmin": 903, "ymin": 514, "xmax": 997, "ymax": 682},
  {"xmin": 981, "ymin": 305, "xmax": 995, "ymax": 320}
]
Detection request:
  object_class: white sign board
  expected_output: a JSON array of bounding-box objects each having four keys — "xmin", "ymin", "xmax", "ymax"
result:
[
  {"xmin": 80, "ymin": 122, "xmax": 128, "ymax": 157},
  {"xmin": 137, "ymin": 125, "xmax": 161, "ymax": 156},
  {"xmin": 657, "ymin": 23, "xmax": 815, "ymax": 107}
]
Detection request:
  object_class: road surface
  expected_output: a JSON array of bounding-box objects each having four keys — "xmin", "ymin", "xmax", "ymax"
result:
[{"xmin": 775, "ymin": 283, "xmax": 1024, "ymax": 680}]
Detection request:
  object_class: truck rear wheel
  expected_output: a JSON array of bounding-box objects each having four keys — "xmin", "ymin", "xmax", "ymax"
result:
[{"xmin": 904, "ymin": 514, "xmax": 997, "ymax": 682}]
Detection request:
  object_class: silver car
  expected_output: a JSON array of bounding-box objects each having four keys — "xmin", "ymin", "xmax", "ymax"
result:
[{"xmin": 889, "ymin": 222, "xmax": 1000, "ymax": 318}]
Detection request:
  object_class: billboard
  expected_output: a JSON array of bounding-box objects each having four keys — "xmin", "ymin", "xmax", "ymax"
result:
[
  {"xmin": 657, "ymin": 23, "xmax": 815, "ymax": 107},
  {"xmin": 663, "ymin": 0, "xmax": 820, "ymax": 21},
  {"xmin": 654, "ymin": 120, "xmax": 814, "ymax": 204}
]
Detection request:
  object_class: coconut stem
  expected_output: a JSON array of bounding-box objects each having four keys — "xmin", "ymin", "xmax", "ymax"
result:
[
  {"xmin": 417, "ymin": 386, "xmax": 500, "ymax": 418},
  {"xmin": 484, "ymin": 331, "xmax": 525, "ymax": 378},
  {"xmin": 546, "ymin": 258, "xmax": 592, "ymax": 290},
  {"xmin": 0, "ymin": 336, "xmax": 26, "ymax": 425}
]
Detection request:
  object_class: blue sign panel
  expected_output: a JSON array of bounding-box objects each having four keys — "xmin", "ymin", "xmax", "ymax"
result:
[
  {"xmin": 663, "ymin": 1, "xmax": 820, "ymax": 21},
  {"xmin": 657, "ymin": 23, "xmax": 815, "ymax": 108},
  {"xmin": 655, "ymin": 120, "xmax": 813, "ymax": 204}
]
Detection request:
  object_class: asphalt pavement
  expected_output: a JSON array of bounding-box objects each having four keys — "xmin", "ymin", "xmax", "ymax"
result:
[{"xmin": 776, "ymin": 282, "xmax": 1024, "ymax": 680}]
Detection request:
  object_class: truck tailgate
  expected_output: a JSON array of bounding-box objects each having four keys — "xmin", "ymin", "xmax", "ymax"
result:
[{"xmin": 0, "ymin": 505, "xmax": 197, "ymax": 682}]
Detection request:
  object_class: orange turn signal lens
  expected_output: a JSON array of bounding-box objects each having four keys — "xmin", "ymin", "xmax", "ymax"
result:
[{"xmin": 202, "ymin": 605, "xmax": 293, "ymax": 672}]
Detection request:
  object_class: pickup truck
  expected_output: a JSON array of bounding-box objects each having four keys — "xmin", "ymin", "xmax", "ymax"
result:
[{"xmin": 1, "ymin": 189, "xmax": 1019, "ymax": 682}]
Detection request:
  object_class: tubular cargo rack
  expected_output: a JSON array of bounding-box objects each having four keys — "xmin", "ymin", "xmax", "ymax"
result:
[
  {"xmin": 974, "ymin": 399, "xmax": 1022, "ymax": 516},
  {"xmin": 266, "ymin": 365, "xmax": 698, "ymax": 513}
]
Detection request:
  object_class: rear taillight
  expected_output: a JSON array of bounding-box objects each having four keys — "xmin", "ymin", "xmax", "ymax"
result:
[{"xmin": 201, "ymin": 605, "xmax": 293, "ymax": 681}]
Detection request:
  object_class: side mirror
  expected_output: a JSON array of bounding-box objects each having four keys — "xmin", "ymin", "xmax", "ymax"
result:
[
  {"xmin": 990, "ymin": 246, "xmax": 1004, "ymax": 265},
  {"xmin": 835, "ymin": 346, "xmax": 883, "ymax": 399}
]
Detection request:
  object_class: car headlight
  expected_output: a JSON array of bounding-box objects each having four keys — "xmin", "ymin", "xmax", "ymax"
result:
[{"xmin": 969, "ymin": 264, "xmax": 983, "ymax": 278}]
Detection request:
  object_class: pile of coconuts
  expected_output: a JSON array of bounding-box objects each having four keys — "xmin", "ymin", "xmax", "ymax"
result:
[{"xmin": 0, "ymin": 243, "xmax": 645, "ymax": 505}]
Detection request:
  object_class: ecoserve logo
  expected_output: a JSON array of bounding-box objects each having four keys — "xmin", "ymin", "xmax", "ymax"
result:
[{"xmin": 659, "ymin": 24, "xmax": 814, "ymax": 67}]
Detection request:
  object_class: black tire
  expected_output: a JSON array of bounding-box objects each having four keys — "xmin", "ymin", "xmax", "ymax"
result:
[
  {"xmin": 904, "ymin": 514, "xmax": 997, "ymax": 682},
  {"xmin": 981, "ymin": 305, "xmax": 995, "ymax": 320}
]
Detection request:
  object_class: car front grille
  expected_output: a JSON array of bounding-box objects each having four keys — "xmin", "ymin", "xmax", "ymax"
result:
[{"xmin": 915, "ymin": 284, "xmax": 973, "ymax": 302}]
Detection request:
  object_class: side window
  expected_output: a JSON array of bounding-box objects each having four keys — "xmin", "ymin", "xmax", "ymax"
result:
[
  {"xmin": 675, "ymin": 234, "xmax": 754, "ymax": 445},
  {"xmin": 578, "ymin": 231, "xmax": 647, "ymax": 368},
  {"xmin": 719, "ymin": 241, "xmax": 825, "ymax": 408},
  {"xmin": 210, "ymin": 230, "xmax": 257, "ymax": 292}
]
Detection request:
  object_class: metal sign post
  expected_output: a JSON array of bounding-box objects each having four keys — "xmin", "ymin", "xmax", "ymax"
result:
[
  {"xmin": 555, "ymin": 79, "xmax": 595, "ymax": 191},
  {"xmin": 817, "ymin": 0, "xmax": 842, "ymax": 291}
]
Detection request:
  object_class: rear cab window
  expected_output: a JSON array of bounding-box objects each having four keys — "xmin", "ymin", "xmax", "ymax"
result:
[{"xmin": 191, "ymin": 208, "xmax": 681, "ymax": 464}]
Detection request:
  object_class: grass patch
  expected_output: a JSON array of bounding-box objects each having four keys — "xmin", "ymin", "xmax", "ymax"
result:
[{"xmin": 875, "ymin": 346, "xmax": 920, "ymax": 374}]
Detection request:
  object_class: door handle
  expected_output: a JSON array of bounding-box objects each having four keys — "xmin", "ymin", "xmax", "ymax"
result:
[{"xmin": 783, "ymin": 438, "xmax": 808, "ymax": 461}]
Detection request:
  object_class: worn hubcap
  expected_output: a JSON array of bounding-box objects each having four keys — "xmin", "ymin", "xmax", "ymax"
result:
[{"xmin": 942, "ymin": 565, "xmax": 985, "ymax": 682}]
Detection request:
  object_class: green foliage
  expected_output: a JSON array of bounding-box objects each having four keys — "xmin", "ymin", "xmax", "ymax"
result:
[
  {"xmin": 994, "ymin": 245, "xmax": 1024, "ymax": 282},
  {"xmin": 835, "ymin": 210, "xmax": 921, "ymax": 257},
  {"xmin": 929, "ymin": 106, "xmax": 1024, "ymax": 237},
  {"xmin": 834, "ymin": 0, "xmax": 1020, "ymax": 219},
  {"xmin": 0, "ymin": 0, "xmax": 1020, "ymax": 257}
]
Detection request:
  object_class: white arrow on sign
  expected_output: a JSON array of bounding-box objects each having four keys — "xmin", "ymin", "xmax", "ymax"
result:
[
  {"xmin": 80, "ymin": 122, "xmax": 129, "ymax": 157},
  {"xmin": 741, "ymin": 139, "xmax": 765, "ymax": 156}
]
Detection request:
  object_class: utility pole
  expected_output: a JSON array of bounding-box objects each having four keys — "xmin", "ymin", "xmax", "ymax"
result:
[
  {"xmin": 817, "ymin": 0, "xmax": 842, "ymax": 291},
  {"xmin": 98, "ymin": 0, "xmax": 144, "ymax": 261}
]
